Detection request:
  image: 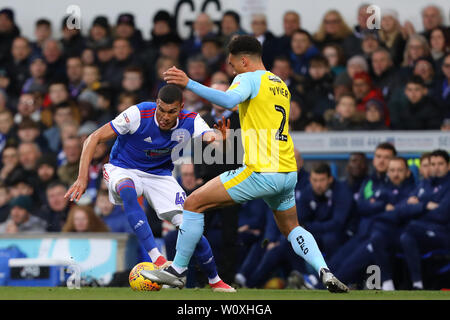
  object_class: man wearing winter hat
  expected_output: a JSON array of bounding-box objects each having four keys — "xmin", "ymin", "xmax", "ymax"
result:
[{"xmin": 0, "ymin": 195, "xmax": 46, "ymax": 233}]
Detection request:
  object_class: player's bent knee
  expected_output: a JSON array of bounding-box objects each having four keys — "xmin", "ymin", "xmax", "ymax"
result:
[{"xmin": 183, "ymin": 192, "xmax": 203, "ymax": 212}]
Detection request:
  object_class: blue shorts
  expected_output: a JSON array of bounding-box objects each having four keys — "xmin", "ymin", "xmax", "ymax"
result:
[{"xmin": 219, "ymin": 166, "xmax": 297, "ymax": 211}]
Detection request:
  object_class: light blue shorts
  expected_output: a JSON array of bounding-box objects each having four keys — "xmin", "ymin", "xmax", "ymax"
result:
[{"xmin": 219, "ymin": 166, "xmax": 297, "ymax": 211}]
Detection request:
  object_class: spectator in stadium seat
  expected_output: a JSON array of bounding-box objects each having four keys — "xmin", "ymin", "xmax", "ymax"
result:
[
  {"xmin": 322, "ymin": 44, "xmax": 346, "ymax": 77},
  {"xmin": 298, "ymin": 162, "xmax": 353, "ymax": 258},
  {"xmin": 277, "ymin": 11, "xmax": 301, "ymax": 58},
  {"xmin": 114, "ymin": 13, "xmax": 144, "ymax": 52},
  {"xmin": 37, "ymin": 180, "xmax": 70, "ymax": 231},
  {"xmin": 271, "ymin": 55, "xmax": 301, "ymax": 97},
  {"xmin": 341, "ymin": 3, "xmax": 376, "ymax": 58},
  {"xmin": 60, "ymin": 15, "xmax": 86, "ymax": 58},
  {"xmin": 403, "ymin": 5, "xmax": 446, "ymax": 40},
  {"xmin": 18, "ymin": 141, "xmax": 41, "ymax": 173},
  {"xmin": 371, "ymin": 48, "xmax": 401, "ymax": 101},
  {"xmin": 6, "ymin": 36, "xmax": 31, "ymax": 99},
  {"xmin": 95, "ymin": 189, "xmax": 130, "ymax": 233},
  {"xmin": 400, "ymin": 34, "xmax": 431, "ymax": 80},
  {"xmin": 333, "ymin": 156, "xmax": 416, "ymax": 288},
  {"xmin": 304, "ymin": 115, "xmax": 328, "ymax": 132},
  {"xmin": 62, "ymin": 204, "xmax": 109, "ymax": 232},
  {"xmin": 289, "ymin": 29, "xmax": 320, "ymax": 77},
  {"xmin": 0, "ymin": 7, "xmax": 21, "ymax": 66},
  {"xmin": 313, "ymin": 10, "xmax": 352, "ymax": 50},
  {"xmin": 17, "ymin": 118, "xmax": 49, "ymax": 152},
  {"xmin": 324, "ymin": 94, "xmax": 363, "ymax": 131},
  {"xmin": 328, "ymin": 142, "xmax": 397, "ymax": 275},
  {"xmin": 86, "ymin": 16, "xmax": 112, "ymax": 51},
  {"xmin": 250, "ymin": 14, "xmax": 277, "ymax": 70},
  {"xmin": 377, "ymin": 9, "xmax": 406, "ymax": 66},
  {"xmin": 219, "ymin": 10, "xmax": 247, "ymax": 48},
  {"xmin": 0, "ymin": 110, "xmax": 17, "ymax": 150},
  {"xmin": 389, "ymin": 75, "xmax": 441, "ymax": 130},
  {"xmin": 433, "ymin": 53, "xmax": 450, "ymax": 118},
  {"xmin": 0, "ymin": 145, "xmax": 21, "ymax": 183},
  {"xmin": 186, "ymin": 55, "xmax": 211, "ymax": 87},
  {"xmin": 158, "ymin": 33, "xmax": 182, "ymax": 67},
  {"xmin": 42, "ymin": 39, "xmax": 66, "ymax": 82},
  {"xmin": 361, "ymin": 98, "xmax": 387, "ymax": 130},
  {"xmin": 399, "ymin": 149, "xmax": 450, "ymax": 290},
  {"xmin": 22, "ymin": 55, "xmax": 48, "ymax": 95},
  {"xmin": 0, "ymin": 183, "xmax": 10, "ymax": 223},
  {"xmin": 120, "ymin": 66, "xmax": 148, "ymax": 101},
  {"xmin": 43, "ymin": 102, "xmax": 78, "ymax": 153},
  {"xmin": 57, "ymin": 136, "xmax": 81, "ymax": 187},
  {"xmin": 181, "ymin": 13, "xmax": 216, "ymax": 62},
  {"xmin": 103, "ymin": 38, "xmax": 138, "ymax": 91},
  {"xmin": 412, "ymin": 56, "xmax": 436, "ymax": 90},
  {"xmin": 288, "ymin": 95, "xmax": 311, "ymax": 131},
  {"xmin": 301, "ymin": 55, "xmax": 335, "ymax": 117},
  {"xmin": 200, "ymin": 36, "xmax": 226, "ymax": 75},
  {"xmin": 0, "ymin": 195, "xmax": 46, "ymax": 233},
  {"xmin": 35, "ymin": 154, "xmax": 58, "ymax": 205},
  {"xmin": 429, "ymin": 27, "xmax": 450, "ymax": 73},
  {"xmin": 352, "ymin": 71, "xmax": 385, "ymax": 113},
  {"xmin": 360, "ymin": 31, "xmax": 382, "ymax": 63},
  {"xmin": 66, "ymin": 56, "xmax": 85, "ymax": 99},
  {"xmin": 333, "ymin": 55, "xmax": 369, "ymax": 89},
  {"xmin": 115, "ymin": 91, "xmax": 137, "ymax": 114}
]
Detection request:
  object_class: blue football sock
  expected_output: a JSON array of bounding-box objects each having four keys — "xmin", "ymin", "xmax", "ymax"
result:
[
  {"xmin": 287, "ymin": 226, "xmax": 328, "ymax": 275},
  {"xmin": 193, "ymin": 235, "xmax": 218, "ymax": 280},
  {"xmin": 173, "ymin": 210, "xmax": 204, "ymax": 269},
  {"xmin": 117, "ymin": 180, "xmax": 157, "ymax": 253}
]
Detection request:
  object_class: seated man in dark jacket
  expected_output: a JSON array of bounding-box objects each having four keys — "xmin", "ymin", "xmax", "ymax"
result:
[{"xmin": 399, "ymin": 149, "xmax": 450, "ymax": 290}]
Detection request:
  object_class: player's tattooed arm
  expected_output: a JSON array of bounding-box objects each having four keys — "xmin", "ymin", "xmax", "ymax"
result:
[{"xmin": 65, "ymin": 123, "xmax": 117, "ymax": 202}]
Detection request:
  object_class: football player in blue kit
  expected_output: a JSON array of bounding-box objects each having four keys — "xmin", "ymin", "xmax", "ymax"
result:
[{"xmin": 65, "ymin": 84, "xmax": 236, "ymax": 292}]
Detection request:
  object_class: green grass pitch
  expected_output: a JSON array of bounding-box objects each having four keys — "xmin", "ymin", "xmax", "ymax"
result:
[{"xmin": 0, "ymin": 287, "xmax": 449, "ymax": 300}]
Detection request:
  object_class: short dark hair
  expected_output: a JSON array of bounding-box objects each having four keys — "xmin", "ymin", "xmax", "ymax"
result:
[
  {"xmin": 420, "ymin": 152, "xmax": 432, "ymax": 163},
  {"xmin": 292, "ymin": 28, "xmax": 313, "ymax": 43},
  {"xmin": 36, "ymin": 18, "xmax": 51, "ymax": 27},
  {"xmin": 430, "ymin": 149, "xmax": 449, "ymax": 163},
  {"xmin": 406, "ymin": 75, "xmax": 426, "ymax": 87},
  {"xmin": 311, "ymin": 162, "xmax": 331, "ymax": 176},
  {"xmin": 46, "ymin": 180, "xmax": 68, "ymax": 191},
  {"xmin": 157, "ymin": 84, "xmax": 183, "ymax": 104},
  {"xmin": 227, "ymin": 35, "xmax": 262, "ymax": 57},
  {"xmin": 375, "ymin": 142, "xmax": 397, "ymax": 156},
  {"xmin": 309, "ymin": 55, "xmax": 329, "ymax": 68},
  {"xmin": 223, "ymin": 10, "xmax": 241, "ymax": 25},
  {"xmin": 389, "ymin": 156, "xmax": 409, "ymax": 169}
]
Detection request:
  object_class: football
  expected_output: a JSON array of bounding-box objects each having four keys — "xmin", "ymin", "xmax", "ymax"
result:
[{"xmin": 129, "ymin": 262, "xmax": 162, "ymax": 291}]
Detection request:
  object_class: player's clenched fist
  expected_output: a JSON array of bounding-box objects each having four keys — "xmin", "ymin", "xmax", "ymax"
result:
[
  {"xmin": 65, "ymin": 178, "xmax": 87, "ymax": 202},
  {"xmin": 163, "ymin": 66, "xmax": 189, "ymax": 88}
]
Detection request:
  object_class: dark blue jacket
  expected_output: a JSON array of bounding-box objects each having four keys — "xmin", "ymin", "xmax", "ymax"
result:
[
  {"xmin": 394, "ymin": 172, "xmax": 450, "ymax": 224},
  {"xmin": 298, "ymin": 180, "xmax": 353, "ymax": 235}
]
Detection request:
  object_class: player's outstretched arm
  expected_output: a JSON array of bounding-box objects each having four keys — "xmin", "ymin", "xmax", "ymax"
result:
[
  {"xmin": 64, "ymin": 123, "xmax": 117, "ymax": 202},
  {"xmin": 164, "ymin": 67, "xmax": 242, "ymax": 109}
]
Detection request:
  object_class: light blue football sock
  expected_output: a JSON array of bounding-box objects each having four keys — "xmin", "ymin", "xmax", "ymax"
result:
[
  {"xmin": 287, "ymin": 226, "xmax": 328, "ymax": 275},
  {"xmin": 173, "ymin": 210, "xmax": 204, "ymax": 269}
]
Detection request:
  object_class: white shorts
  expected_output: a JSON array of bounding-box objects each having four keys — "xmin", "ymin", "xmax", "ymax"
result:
[{"xmin": 102, "ymin": 163, "xmax": 184, "ymax": 226}]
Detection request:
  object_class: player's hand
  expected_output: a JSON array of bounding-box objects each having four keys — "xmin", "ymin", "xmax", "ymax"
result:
[
  {"xmin": 426, "ymin": 201, "xmax": 439, "ymax": 211},
  {"xmin": 65, "ymin": 177, "xmax": 88, "ymax": 202},
  {"xmin": 163, "ymin": 66, "xmax": 189, "ymax": 88},
  {"xmin": 213, "ymin": 116, "xmax": 231, "ymax": 141},
  {"xmin": 407, "ymin": 196, "xmax": 419, "ymax": 204}
]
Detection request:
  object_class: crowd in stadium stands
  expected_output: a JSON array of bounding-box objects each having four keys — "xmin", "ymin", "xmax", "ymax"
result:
[{"xmin": 0, "ymin": 4, "xmax": 449, "ymax": 289}]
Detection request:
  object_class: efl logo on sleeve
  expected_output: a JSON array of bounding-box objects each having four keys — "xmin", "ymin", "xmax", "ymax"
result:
[{"xmin": 123, "ymin": 113, "xmax": 130, "ymax": 123}]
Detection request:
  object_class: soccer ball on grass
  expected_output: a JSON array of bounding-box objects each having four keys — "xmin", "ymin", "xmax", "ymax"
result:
[{"xmin": 129, "ymin": 262, "xmax": 162, "ymax": 291}]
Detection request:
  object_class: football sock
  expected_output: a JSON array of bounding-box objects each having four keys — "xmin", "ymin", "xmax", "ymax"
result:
[
  {"xmin": 148, "ymin": 248, "xmax": 163, "ymax": 262},
  {"xmin": 117, "ymin": 180, "xmax": 158, "ymax": 253},
  {"xmin": 413, "ymin": 281, "xmax": 423, "ymax": 289},
  {"xmin": 193, "ymin": 235, "xmax": 219, "ymax": 283},
  {"xmin": 173, "ymin": 210, "xmax": 204, "ymax": 270},
  {"xmin": 287, "ymin": 226, "xmax": 328, "ymax": 275}
]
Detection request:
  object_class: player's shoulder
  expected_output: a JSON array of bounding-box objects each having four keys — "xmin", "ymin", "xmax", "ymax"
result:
[
  {"xmin": 178, "ymin": 109, "xmax": 198, "ymax": 120},
  {"xmin": 136, "ymin": 101, "xmax": 157, "ymax": 112}
]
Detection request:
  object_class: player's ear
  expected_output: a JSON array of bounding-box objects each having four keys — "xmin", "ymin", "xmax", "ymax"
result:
[{"xmin": 180, "ymin": 102, "xmax": 184, "ymax": 110}]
